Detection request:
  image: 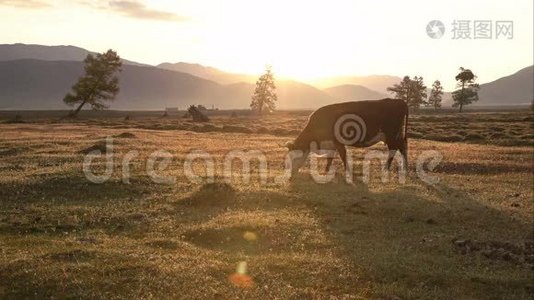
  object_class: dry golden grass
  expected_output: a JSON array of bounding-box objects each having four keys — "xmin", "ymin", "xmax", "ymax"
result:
[{"xmin": 0, "ymin": 113, "xmax": 533, "ymax": 299}]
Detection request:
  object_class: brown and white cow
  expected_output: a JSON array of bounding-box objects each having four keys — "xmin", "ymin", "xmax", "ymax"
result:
[{"xmin": 285, "ymin": 98, "xmax": 408, "ymax": 176}]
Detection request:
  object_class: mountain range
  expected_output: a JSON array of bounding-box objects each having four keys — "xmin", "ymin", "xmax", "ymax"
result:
[
  {"xmin": 0, "ymin": 43, "xmax": 145, "ymax": 67},
  {"xmin": 478, "ymin": 66, "xmax": 533, "ymax": 105},
  {"xmin": 0, "ymin": 44, "xmax": 531, "ymax": 110}
]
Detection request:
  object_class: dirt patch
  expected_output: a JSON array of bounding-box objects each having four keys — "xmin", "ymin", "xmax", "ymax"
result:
[
  {"xmin": 46, "ymin": 249, "xmax": 96, "ymax": 262},
  {"xmin": 453, "ymin": 239, "xmax": 534, "ymax": 269},
  {"xmin": 79, "ymin": 142, "xmax": 111, "ymax": 154},
  {"xmin": 181, "ymin": 182, "xmax": 236, "ymax": 207},
  {"xmin": 114, "ymin": 132, "xmax": 137, "ymax": 138}
]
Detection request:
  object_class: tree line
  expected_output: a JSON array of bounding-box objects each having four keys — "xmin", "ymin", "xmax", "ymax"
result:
[
  {"xmin": 62, "ymin": 49, "xmax": 480, "ymax": 116},
  {"xmin": 249, "ymin": 66, "xmax": 480, "ymax": 114},
  {"xmin": 386, "ymin": 68, "xmax": 480, "ymax": 112}
]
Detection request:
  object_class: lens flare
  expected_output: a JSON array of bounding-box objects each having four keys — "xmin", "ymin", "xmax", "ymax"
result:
[
  {"xmin": 243, "ymin": 231, "xmax": 257, "ymax": 242},
  {"xmin": 236, "ymin": 261, "xmax": 247, "ymax": 275},
  {"xmin": 229, "ymin": 261, "xmax": 253, "ymax": 288}
]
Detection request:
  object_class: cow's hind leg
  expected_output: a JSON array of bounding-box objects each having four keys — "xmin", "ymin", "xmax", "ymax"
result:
[
  {"xmin": 385, "ymin": 130, "xmax": 406, "ymax": 170},
  {"xmin": 399, "ymin": 139, "xmax": 408, "ymax": 171},
  {"xmin": 385, "ymin": 134, "xmax": 403, "ymax": 171},
  {"xmin": 386, "ymin": 147, "xmax": 398, "ymax": 170}
]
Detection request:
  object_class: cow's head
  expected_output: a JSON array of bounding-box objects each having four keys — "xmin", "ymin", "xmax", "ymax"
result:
[{"xmin": 284, "ymin": 141, "xmax": 309, "ymax": 177}]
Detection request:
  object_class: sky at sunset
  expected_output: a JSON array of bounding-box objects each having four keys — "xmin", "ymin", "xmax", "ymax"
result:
[{"xmin": 1, "ymin": 0, "xmax": 532, "ymax": 89}]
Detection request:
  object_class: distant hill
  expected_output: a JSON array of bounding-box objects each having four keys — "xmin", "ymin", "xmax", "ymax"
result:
[
  {"xmin": 217, "ymin": 80, "xmax": 336, "ymax": 110},
  {"xmin": 323, "ymin": 84, "xmax": 386, "ymax": 101},
  {"xmin": 0, "ymin": 60, "xmax": 336, "ymax": 110},
  {"xmin": 0, "ymin": 60, "xmax": 221, "ymax": 110},
  {"xmin": 0, "ymin": 44, "xmax": 531, "ymax": 109},
  {"xmin": 0, "ymin": 43, "xmax": 145, "ymax": 66},
  {"xmin": 310, "ymin": 75, "xmax": 403, "ymax": 94},
  {"xmin": 277, "ymin": 81, "xmax": 336, "ymax": 109},
  {"xmin": 0, "ymin": 44, "xmax": 339, "ymax": 110},
  {"xmin": 476, "ymin": 66, "xmax": 533, "ymax": 105},
  {"xmin": 157, "ymin": 62, "xmax": 256, "ymax": 84}
]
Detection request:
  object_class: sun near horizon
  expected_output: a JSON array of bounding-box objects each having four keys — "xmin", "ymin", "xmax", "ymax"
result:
[{"xmin": 1, "ymin": 0, "xmax": 532, "ymax": 89}]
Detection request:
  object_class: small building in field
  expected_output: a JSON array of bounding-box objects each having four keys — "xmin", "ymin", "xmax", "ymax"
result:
[{"xmin": 165, "ymin": 107, "xmax": 179, "ymax": 112}]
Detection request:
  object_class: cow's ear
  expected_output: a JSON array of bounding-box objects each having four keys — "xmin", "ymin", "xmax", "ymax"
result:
[{"xmin": 285, "ymin": 141, "xmax": 295, "ymax": 150}]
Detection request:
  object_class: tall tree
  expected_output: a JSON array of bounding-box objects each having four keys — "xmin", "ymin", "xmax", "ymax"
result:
[
  {"xmin": 63, "ymin": 49, "xmax": 122, "ymax": 117},
  {"xmin": 387, "ymin": 76, "xmax": 427, "ymax": 110},
  {"xmin": 250, "ymin": 66, "xmax": 277, "ymax": 114},
  {"xmin": 452, "ymin": 67, "xmax": 479, "ymax": 112},
  {"xmin": 427, "ymin": 80, "xmax": 444, "ymax": 109}
]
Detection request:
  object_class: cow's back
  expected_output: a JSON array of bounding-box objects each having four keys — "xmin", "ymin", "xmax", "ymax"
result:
[{"xmin": 297, "ymin": 98, "xmax": 407, "ymax": 146}]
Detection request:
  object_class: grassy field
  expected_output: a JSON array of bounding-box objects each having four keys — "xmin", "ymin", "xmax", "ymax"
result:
[
  {"xmin": 3, "ymin": 109, "xmax": 533, "ymax": 146},
  {"xmin": 0, "ymin": 111, "xmax": 533, "ymax": 299}
]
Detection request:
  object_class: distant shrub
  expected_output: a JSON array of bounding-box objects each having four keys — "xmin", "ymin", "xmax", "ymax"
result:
[{"xmin": 188, "ymin": 105, "xmax": 209, "ymax": 122}]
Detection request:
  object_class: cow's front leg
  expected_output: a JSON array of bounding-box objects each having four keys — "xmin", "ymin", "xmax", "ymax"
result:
[{"xmin": 335, "ymin": 144, "xmax": 354, "ymax": 183}]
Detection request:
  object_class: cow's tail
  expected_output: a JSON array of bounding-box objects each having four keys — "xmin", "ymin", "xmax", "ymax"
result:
[
  {"xmin": 403, "ymin": 108, "xmax": 409, "ymax": 169},
  {"xmin": 404, "ymin": 109, "xmax": 409, "ymax": 143}
]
